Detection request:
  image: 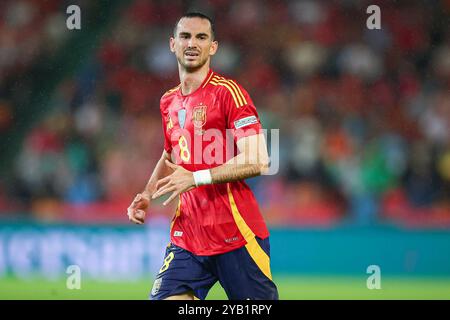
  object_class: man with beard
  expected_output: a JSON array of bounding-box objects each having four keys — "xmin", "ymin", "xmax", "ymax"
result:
[{"xmin": 127, "ymin": 12, "xmax": 278, "ymax": 300}]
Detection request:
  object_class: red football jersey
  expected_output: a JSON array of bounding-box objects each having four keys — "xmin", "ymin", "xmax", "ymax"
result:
[{"xmin": 159, "ymin": 69, "xmax": 269, "ymax": 256}]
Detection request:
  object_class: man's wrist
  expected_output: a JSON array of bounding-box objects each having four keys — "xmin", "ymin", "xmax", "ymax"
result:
[
  {"xmin": 141, "ymin": 191, "xmax": 151, "ymax": 200},
  {"xmin": 193, "ymin": 169, "xmax": 212, "ymax": 186}
]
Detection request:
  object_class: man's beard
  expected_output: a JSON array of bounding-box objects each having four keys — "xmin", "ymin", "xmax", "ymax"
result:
[{"xmin": 178, "ymin": 55, "xmax": 208, "ymax": 72}]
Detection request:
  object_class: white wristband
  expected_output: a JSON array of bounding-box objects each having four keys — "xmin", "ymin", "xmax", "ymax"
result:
[{"xmin": 193, "ymin": 169, "xmax": 212, "ymax": 186}]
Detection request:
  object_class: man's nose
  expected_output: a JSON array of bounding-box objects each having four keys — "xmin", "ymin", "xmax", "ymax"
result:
[{"xmin": 187, "ymin": 37, "xmax": 198, "ymax": 48}]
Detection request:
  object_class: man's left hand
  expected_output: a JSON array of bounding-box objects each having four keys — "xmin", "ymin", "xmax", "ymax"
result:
[{"xmin": 152, "ymin": 160, "xmax": 195, "ymax": 206}]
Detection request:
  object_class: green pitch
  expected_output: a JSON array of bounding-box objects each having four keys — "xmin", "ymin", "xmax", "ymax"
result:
[{"xmin": 1, "ymin": 275, "xmax": 450, "ymax": 300}]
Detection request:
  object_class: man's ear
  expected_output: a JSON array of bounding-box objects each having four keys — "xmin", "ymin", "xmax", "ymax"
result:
[
  {"xmin": 169, "ymin": 37, "xmax": 175, "ymax": 53},
  {"xmin": 210, "ymin": 40, "xmax": 218, "ymax": 56}
]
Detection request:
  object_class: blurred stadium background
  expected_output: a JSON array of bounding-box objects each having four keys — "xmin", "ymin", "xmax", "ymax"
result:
[{"xmin": 0, "ymin": 0, "xmax": 450, "ymax": 299}]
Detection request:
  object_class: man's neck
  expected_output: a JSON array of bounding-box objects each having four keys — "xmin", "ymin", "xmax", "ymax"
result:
[{"xmin": 179, "ymin": 65, "xmax": 210, "ymax": 96}]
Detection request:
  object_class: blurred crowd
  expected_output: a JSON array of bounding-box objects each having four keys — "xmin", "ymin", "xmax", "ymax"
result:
[
  {"xmin": 1, "ymin": 0, "xmax": 449, "ymax": 227},
  {"xmin": 0, "ymin": 0, "xmax": 68, "ymax": 132}
]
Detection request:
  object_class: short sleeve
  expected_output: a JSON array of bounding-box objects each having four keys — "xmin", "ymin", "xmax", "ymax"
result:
[{"xmin": 222, "ymin": 82, "xmax": 263, "ymax": 142}]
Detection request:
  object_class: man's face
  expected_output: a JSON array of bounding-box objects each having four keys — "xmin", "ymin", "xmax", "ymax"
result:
[{"xmin": 170, "ymin": 17, "xmax": 218, "ymax": 72}]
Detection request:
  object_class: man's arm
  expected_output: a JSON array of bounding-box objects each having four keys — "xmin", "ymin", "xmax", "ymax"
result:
[
  {"xmin": 141, "ymin": 150, "xmax": 173, "ymax": 199},
  {"xmin": 211, "ymin": 133, "xmax": 269, "ymax": 184},
  {"xmin": 127, "ymin": 150, "xmax": 173, "ymax": 224},
  {"xmin": 151, "ymin": 133, "xmax": 269, "ymax": 206}
]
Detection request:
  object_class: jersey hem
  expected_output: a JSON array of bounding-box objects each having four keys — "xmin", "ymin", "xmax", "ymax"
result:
[{"xmin": 170, "ymin": 237, "xmax": 248, "ymax": 256}]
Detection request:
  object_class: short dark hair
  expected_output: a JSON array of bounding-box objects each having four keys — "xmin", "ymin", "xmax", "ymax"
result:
[{"xmin": 173, "ymin": 12, "xmax": 215, "ymax": 40}]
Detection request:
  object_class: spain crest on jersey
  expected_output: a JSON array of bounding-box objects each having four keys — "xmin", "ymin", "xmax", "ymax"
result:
[{"xmin": 192, "ymin": 104, "xmax": 207, "ymax": 134}]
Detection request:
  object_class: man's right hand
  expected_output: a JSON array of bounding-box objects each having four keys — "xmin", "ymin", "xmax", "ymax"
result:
[{"xmin": 127, "ymin": 193, "xmax": 150, "ymax": 225}]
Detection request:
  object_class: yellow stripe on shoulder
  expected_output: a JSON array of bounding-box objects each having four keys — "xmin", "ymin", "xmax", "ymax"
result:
[
  {"xmin": 210, "ymin": 80, "xmax": 241, "ymax": 108},
  {"xmin": 228, "ymin": 79, "xmax": 248, "ymax": 105},
  {"xmin": 210, "ymin": 76, "xmax": 247, "ymax": 107},
  {"xmin": 210, "ymin": 76, "xmax": 246, "ymax": 108},
  {"xmin": 202, "ymin": 72, "xmax": 215, "ymax": 88},
  {"xmin": 162, "ymin": 84, "xmax": 180, "ymax": 98},
  {"xmin": 215, "ymin": 76, "xmax": 247, "ymax": 105}
]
